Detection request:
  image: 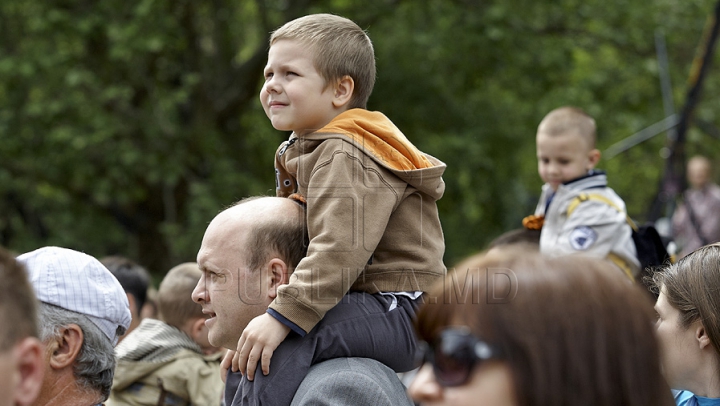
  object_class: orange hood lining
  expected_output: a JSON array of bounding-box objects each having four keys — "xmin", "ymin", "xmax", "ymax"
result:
[{"xmin": 315, "ymin": 109, "xmax": 433, "ymax": 171}]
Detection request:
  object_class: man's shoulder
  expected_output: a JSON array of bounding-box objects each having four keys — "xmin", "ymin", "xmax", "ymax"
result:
[
  {"xmin": 552, "ymin": 186, "xmax": 627, "ymax": 221},
  {"xmin": 707, "ymin": 183, "xmax": 720, "ymax": 199},
  {"xmin": 290, "ymin": 358, "xmax": 413, "ymax": 406}
]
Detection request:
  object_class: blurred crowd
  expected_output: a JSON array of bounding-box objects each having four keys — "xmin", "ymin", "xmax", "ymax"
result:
[{"xmin": 3, "ymin": 169, "xmax": 720, "ymax": 405}]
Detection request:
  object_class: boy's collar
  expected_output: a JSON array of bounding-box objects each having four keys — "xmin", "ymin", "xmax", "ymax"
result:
[
  {"xmin": 542, "ymin": 171, "xmax": 607, "ymax": 210},
  {"xmin": 543, "ymin": 170, "xmax": 607, "ymax": 196},
  {"xmin": 563, "ymin": 169, "xmax": 605, "ymax": 186}
]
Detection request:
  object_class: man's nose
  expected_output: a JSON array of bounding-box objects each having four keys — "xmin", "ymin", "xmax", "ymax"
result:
[{"xmin": 191, "ymin": 277, "xmax": 207, "ymax": 303}]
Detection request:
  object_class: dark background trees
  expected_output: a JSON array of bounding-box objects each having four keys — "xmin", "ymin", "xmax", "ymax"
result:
[{"xmin": 2, "ymin": 0, "xmax": 719, "ymax": 278}]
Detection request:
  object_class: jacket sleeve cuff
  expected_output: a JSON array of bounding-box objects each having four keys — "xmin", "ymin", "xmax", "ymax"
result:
[
  {"xmin": 268, "ymin": 294, "xmax": 323, "ymax": 334},
  {"xmin": 266, "ymin": 308, "xmax": 306, "ymax": 337}
]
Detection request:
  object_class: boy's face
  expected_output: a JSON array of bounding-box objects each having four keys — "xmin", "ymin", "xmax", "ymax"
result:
[
  {"xmin": 536, "ymin": 131, "xmax": 600, "ymax": 191},
  {"xmin": 260, "ymin": 39, "xmax": 338, "ymax": 136}
]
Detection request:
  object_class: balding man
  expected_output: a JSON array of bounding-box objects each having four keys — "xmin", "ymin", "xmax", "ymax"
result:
[
  {"xmin": 17, "ymin": 246, "xmax": 132, "ymax": 406},
  {"xmin": 192, "ymin": 196, "xmax": 413, "ymax": 406}
]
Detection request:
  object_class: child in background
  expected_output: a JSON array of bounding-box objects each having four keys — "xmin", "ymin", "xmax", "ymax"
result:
[
  {"xmin": 108, "ymin": 262, "xmax": 223, "ymax": 405},
  {"xmin": 526, "ymin": 106, "xmax": 639, "ymax": 278},
  {"xmin": 228, "ymin": 12, "xmax": 447, "ymax": 406},
  {"xmin": 100, "ymin": 255, "xmax": 151, "ymax": 341}
]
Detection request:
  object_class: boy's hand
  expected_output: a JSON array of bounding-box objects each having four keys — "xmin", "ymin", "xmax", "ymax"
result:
[{"xmin": 234, "ymin": 313, "xmax": 291, "ymax": 381}]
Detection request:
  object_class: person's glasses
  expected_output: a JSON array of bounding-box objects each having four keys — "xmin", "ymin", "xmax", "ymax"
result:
[{"xmin": 416, "ymin": 327, "xmax": 502, "ymax": 387}]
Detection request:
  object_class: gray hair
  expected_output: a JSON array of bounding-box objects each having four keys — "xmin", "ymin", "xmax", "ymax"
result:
[{"xmin": 38, "ymin": 302, "xmax": 117, "ymax": 402}]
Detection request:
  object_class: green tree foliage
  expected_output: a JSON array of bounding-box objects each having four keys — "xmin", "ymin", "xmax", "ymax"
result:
[
  {"xmin": 368, "ymin": 0, "xmax": 720, "ymax": 264},
  {"xmin": 1, "ymin": 0, "xmax": 719, "ymax": 274},
  {"xmin": 0, "ymin": 0, "xmax": 307, "ymax": 272}
]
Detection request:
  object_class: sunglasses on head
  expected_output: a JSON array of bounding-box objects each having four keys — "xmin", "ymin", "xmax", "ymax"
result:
[{"xmin": 416, "ymin": 327, "xmax": 502, "ymax": 387}]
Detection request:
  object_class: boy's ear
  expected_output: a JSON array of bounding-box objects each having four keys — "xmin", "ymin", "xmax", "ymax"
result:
[
  {"xmin": 587, "ymin": 148, "xmax": 601, "ymax": 169},
  {"xmin": 332, "ymin": 75, "xmax": 355, "ymax": 108},
  {"xmin": 190, "ymin": 318, "xmax": 207, "ymax": 342},
  {"xmin": 266, "ymin": 258, "xmax": 290, "ymax": 299}
]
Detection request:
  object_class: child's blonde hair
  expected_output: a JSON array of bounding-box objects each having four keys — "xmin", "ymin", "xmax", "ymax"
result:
[
  {"xmin": 270, "ymin": 13, "xmax": 375, "ymax": 109},
  {"xmin": 157, "ymin": 262, "xmax": 204, "ymax": 329},
  {"xmin": 537, "ymin": 106, "xmax": 597, "ymax": 149}
]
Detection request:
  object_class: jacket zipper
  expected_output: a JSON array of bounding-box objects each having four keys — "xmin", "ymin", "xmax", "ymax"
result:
[{"xmin": 279, "ymin": 137, "xmax": 297, "ymax": 156}]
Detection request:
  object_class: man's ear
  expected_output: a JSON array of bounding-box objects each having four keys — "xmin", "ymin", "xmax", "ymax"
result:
[
  {"xmin": 332, "ymin": 75, "xmax": 355, "ymax": 108},
  {"xmin": 47, "ymin": 324, "xmax": 83, "ymax": 370},
  {"xmin": 266, "ymin": 258, "xmax": 290, "ymax": 299},
  {"xmin": 696, "ymin": 323, "xmax": 712, "ymax": 350},
  {"xmin": 587, "ymin": 148, "xmax": 601, "ymax": 169},
  {"xmin": 12, "ymin": 337, "xmax": 44, "ymax": 406}
]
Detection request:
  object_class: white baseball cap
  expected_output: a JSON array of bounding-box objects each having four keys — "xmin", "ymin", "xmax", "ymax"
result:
[{"xmin": 17, "ymin": 246, "xmax": 132, "ymax": 345}]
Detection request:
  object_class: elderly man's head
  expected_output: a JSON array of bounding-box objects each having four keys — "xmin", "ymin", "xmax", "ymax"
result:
[
  {"xmin": 687, "ymin": 155, "xmax": 714, "ymax": 190},
  {"xmin": 17, "ymin": 246, "xmax": 131, "ymax": 405},
  {"xmin": 192, "ymin": 196, "xmax": 307, "ymax": 350},
  {"xmin": 0, "ymin": 247, "xmax": 44, "ymax": 406}
]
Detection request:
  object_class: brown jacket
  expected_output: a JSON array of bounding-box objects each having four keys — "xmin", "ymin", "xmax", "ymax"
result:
[{"xmin": 272, "ymin": 109, "xmax": 447, "ymax": 333}]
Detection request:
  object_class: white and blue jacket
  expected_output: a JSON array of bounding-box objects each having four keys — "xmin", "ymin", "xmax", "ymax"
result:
[{"xmin": 534, "ymin": 170, "xmax": 639, "ymax": 276}]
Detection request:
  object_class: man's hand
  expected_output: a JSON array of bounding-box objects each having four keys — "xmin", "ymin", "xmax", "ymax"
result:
[
  {"xmin": 234, "ymin": 313, "xmax": 291, "ymax": 381},
  {"xmin": 220, "ymin": 350, "xmax": 234, "ymax": 383}
]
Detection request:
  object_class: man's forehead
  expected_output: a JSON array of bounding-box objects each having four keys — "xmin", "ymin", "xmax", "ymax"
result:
[
  {"xmin": 206, "ymin": 207, "xmax": 255, "ymax": 239},
  {"xmin": 198, "ymin": 224, "xmax": 246, "ymax": 262},
  {"xmin": 196, "ymin": 247, "xmax": 215, "ymax": 269},
  {"xmin": 205, "ymin": 197, "xmax": 296, "ymax": 237},
  {"xmin": 197, "ymin": 205, "xmax": 258, "ymax": 264},
  {"xmin": 198, "ymin": 197, "xmax": 297, "ymax": 260}
]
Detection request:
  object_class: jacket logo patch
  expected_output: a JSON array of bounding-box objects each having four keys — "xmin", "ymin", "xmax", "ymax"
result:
[{"xmin": 569, "ymin": 226, "xmax": 597, "ymax": 250}]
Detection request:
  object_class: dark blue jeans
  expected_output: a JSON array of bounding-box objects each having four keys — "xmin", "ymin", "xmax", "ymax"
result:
[{"xmin": 225, "ymin": 292, "xmax": 419, "ymax": 406}]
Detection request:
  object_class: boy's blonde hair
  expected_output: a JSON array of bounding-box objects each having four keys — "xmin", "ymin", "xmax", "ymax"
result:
[
  {"xmin": 537, "ymin": 106, "xmax": 597, "ymax": 149},
  {"xmin": 270, "ymin": 13, "xmax": 376, "ymax": 109},
  {"xmin": 157, "ymin": 262, "xmax": 204, "ymax": 329}
]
